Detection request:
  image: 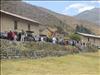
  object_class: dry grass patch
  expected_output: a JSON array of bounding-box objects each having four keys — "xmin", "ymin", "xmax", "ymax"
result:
[{"xmin": 1, "ymin": 50, "xmax": 100, "ymax": 75}]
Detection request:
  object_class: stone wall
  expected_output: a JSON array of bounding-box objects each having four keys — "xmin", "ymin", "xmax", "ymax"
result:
[
  {"xmin": 0, "ymin": 39, "xmax": 98, "ymax": 59},
  {"xmin": 0, "ymin": 39, "xmax": 79, "ymax": 59}
]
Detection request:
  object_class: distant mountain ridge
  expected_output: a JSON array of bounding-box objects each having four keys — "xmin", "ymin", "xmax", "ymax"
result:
[
  {"xmin": 75, "ymin": 8, "xmax": 100, "ymax": 25},
  {"xmin": 1, "ymin": 1, "xmax": 100, "ymax": 35},
  {"xmin": 38, "ymin": 6, "xmax": 100, "ymax": 35}
]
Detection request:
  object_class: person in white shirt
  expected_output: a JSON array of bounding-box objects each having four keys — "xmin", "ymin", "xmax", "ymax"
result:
[
  {"xmin": 41, "ymin": 37, "xmax": 44, "ymax": 42},
  {"xmin": 21, "ymin": 30, "xmax": 25, "ymax": 42},
  {"xmin": 52, "ymin": 37, "xmax": 57, "ymax": 44},
  {"xmin": 35, "ymin": 35, "xmax": 39, "ymax": 42}
]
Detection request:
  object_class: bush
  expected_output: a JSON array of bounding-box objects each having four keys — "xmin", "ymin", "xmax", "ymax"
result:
[
  {"xmin": 69, "ymin": 33, "xmax": 81, "ymax": 41},
  {"xmin": 75, "ymin": 25, "xmax": 93, "ymax": 34}
]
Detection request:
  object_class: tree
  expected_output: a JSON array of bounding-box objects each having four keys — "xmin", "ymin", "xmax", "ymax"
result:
[
  {"xmin": 69, "ymin": 33, "xmax": 81, "ymax": 41},
  {"xmin": 75, "ymin": 25, "xmax": 93, "ymax": 34}
]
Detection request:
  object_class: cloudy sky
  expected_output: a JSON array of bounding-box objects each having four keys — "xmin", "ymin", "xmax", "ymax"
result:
[{"xmin": 25, "ymin": 1, "xmax": 100, "ymax": 16}]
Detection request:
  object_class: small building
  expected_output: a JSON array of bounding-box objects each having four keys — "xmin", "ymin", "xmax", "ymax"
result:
[
  {"xmin": 77, "ymin": 32, "xmax": 100, "ymax": 47},
  {"xmin": 0, "ymin": 10, "xmax": 41, "ymax": 35}
]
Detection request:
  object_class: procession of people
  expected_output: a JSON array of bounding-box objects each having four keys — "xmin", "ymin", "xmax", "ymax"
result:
[{"xmin": 0, "ymin": 29, "xmax": 87, "ymax": 50}]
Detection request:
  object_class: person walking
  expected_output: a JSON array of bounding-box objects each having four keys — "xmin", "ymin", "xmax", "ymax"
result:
[
  {"xmin": 41, "ymin": 36, "xmax": 44, "ymax": 42},
  {"xmin": 21, "ymin": 30, "xmax": 25, "ymax": 42},
  {"xmin": 18, "ymin": 32, "xmax": 21, "ymax": 41},
  {"xmin": 7, "ymin": 30, "xmax": 13, "ymax": 40},
  {"xmin": 12, "ymin": 31, "xmax": 17, "ymax": 41},
  {"xmin": 52, "ymin": 36, "xmax": 57, "ymax": 44}
]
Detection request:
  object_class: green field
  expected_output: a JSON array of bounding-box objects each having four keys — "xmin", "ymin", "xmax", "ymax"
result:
[{"xmin": 1, "ymin": 50, "xmax": 100, "ymax": 75}]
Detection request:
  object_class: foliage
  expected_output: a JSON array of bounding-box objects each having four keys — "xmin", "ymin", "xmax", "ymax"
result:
[
  {"xmin": 75, "ymin": 25, "xmax": 94, "ymax": 34},
  {"xmin": 69, "ymin": 33, "xmax": 81, "ymax": 41}
]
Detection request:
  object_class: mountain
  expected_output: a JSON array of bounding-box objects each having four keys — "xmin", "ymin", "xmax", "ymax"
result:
[
  {"xmin": 38, "ymin": 6, "xmax": 100, "ymax": 35},
  {"xmin": 75, "ymin": 8, "xmax": 100, "ymax": 25},
  {"xmin": 1, "ymin": 1, "xmax": 100, "ymax": 35}
]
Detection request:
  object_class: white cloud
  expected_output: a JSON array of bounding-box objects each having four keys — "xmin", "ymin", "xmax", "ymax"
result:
[
  {"xmin": 90, "ymin": 1, "xmax": 100, "ymax": 3},
  {"xmin": 97, "ymin": 1, "xmax": 100, "ymax": 3},
  {"xmin": 62, "ymin": 3, "xmax": 95, "ymax": 15}
]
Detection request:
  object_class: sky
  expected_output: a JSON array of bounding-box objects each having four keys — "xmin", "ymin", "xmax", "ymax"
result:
[{"xmin": 24, "ymin": 1, "xmax": 100, "ymax": 16}]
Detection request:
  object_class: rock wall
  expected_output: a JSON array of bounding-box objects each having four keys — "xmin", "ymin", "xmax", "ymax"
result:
[{"xmin": 0, "ymin": 39, "xmax": 97, "ymax": 59}]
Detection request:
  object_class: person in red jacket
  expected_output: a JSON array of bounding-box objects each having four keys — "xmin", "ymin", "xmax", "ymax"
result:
[
  {"xmin": 12, "ymin": 31, "xmax": 17, "ymax": 41},
  {"xmin": 7, "ymin": 31, "xmax": 13, "ymax": 40}
]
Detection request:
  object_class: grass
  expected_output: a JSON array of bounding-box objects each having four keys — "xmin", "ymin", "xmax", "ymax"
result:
[{"xmin": 1, "ymin": 50, "xmax": 100, "ymax": 75}]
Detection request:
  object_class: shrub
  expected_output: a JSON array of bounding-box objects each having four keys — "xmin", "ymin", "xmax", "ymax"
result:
[{"xmin": 69, "ymin": 33, "xmax": 81, "ymax": 41}]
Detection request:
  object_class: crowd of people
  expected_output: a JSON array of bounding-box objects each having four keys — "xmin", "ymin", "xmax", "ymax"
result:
[
  {"xmin": 0, "ymin": 30, "xmax": 86, "ymax": 50},
  {"xmin": 1, "ymin": 30, "xmax": 26, "ymax": 42}
]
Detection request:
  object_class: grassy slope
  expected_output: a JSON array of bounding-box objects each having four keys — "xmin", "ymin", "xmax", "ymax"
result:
[{"xmin": 1, "ymin": 50, "xmax": 100, "ymax": 75}]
